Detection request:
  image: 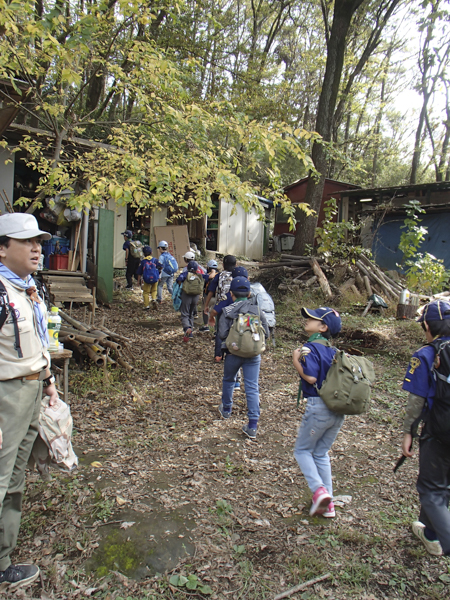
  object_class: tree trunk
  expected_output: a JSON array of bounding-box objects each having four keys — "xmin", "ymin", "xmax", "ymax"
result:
[{"xmin": 293, "ymin": 0, "xmax": 364, "ymax": 255}]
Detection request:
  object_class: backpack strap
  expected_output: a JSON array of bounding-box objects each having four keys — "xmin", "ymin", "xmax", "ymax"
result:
[{"xmin": 0, "ymin": 280, "xmax": 23, "ymax": 358}]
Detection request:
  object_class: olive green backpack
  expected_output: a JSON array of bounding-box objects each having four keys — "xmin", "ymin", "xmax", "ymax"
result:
[
  {"xmin": 183, "ymin": 272, "xmax": 203, "ymax": 296},
  {"xmin": 226, "ymin": 310, "xmax": 266, "ymax": 358},
  {"xmin": 313, "ymin": 340, "xmax": 375, "ymax": 415}
]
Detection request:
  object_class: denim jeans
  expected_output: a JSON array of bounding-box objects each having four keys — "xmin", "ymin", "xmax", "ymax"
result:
[
  {"xmin": 157, "ymin": 274, "xmax": 173, "ymax": 301},
  {"xmin": 221, "ymin": 353, "xmax": 261, "ymax": 422},
  {"xmin": 417, "ymin": 434, "xmax": 450, "ymax": 555},
  {"xmin": 293, "ymin": 396, "xmax": 344, "ymax": 497}
]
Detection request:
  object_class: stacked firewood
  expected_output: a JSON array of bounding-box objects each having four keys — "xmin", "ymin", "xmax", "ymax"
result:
[
  {"xmin": 58, "ymin": 309, "xmax": 134, "ymax": 371},
  {"xmin": 259, "ymin": 253, "xmax": 403, "ymax": 303}
]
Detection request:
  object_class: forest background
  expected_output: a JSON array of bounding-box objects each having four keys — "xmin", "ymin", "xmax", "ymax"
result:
[{"xmin": 1, "ymin": 0, "xmax": 450, "ymax": 250}]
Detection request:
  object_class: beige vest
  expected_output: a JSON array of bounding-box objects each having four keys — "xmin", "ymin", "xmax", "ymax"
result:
[{"xmin": 0, "ymin": 275, "xmax": 50, "ymax": 379}]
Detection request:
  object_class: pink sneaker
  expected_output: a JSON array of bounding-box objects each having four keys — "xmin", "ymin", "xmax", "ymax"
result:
[
  {"xmin": 323, "ymin": 501, "xmax": 335, "ymax": 518},
  {"xmin": 183, "ymin": 328, "xmax": 192, "ymax": 343},
  {"xmin": 309, "ymin": 486, "xmax": 332, "ymax": 516}
]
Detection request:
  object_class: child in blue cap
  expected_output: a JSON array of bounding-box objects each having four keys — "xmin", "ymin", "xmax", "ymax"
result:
[
  {"xmin": 400, "ymin": 299, "xmax": 450, "ymax": 557},
  {"xmin": 176, "ymin": 260, "xmax": 204, "ymax": 342},
  {"xmin": 218, "ymin": 276, "xmax": 269, "ymax": 440},
  {"xmin": 292, "ymin": 306, "xmax": 343, "ymax": 517},
  {"xmin": 136, "ymin": 246, "xmax": 161, "ymax": 310}
]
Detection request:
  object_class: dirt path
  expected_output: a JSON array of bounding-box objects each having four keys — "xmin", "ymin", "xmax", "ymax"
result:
[{"xmin": 7, "ymin": 289, "xmax": 450, "ymax": 600}]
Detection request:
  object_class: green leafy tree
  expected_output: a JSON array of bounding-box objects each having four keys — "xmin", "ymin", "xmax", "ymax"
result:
[{"xmin": 0, "ymin": 0, "xmax": 315, "ymax": 224}]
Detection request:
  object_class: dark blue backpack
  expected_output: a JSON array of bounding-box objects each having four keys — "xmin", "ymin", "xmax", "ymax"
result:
[
  {"xmin": 142, "ymin": 259, "xmax": 159, "ymax": 284},
  {"xmin": 162, "ymin": 254, "xmax": 178, "ymax": 276}
]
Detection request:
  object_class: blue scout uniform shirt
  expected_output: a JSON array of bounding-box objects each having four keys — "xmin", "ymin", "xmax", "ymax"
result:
[
  {"xmin": 214, "ymin": 293, "xmax": 232, "ymax": 315},
  {"xmin": 402, "ymin": 337, "xmax": 450, "ymax": 410},
  {"xmin": 123, "ymin": 240, "xmax": 131, "ymax": 251},
  {"xmin": 300, "ymin": 337, "xmax": 337, "ymax": 398},
  {"xmin": 208, "ymin": 272, "xmax": 221, "ymax": 294}
]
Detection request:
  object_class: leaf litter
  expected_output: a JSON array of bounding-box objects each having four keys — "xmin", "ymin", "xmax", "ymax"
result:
[{"xmin": 5, "ymin": 285, "xmax": 450, "ymax": 599}]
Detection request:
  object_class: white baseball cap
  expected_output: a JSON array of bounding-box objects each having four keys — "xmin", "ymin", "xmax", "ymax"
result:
[{"xmin": 0, "ymin": 213, "xmax": 51, "ymax": 240}]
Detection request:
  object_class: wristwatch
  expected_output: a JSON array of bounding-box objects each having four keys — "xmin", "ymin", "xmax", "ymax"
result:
[{"xmin": 42, "ymin": 375, "xmax": 56, "ymax": 387}]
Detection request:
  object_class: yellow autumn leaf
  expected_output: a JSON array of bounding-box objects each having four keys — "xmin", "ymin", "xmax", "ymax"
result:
[
  {"xmin": 90, "ymin": 461, "xmax": 102, "ymax": 468},
  {"xmin": 116, "ymin": 496, "xmax": 127, "ymax": 506}
]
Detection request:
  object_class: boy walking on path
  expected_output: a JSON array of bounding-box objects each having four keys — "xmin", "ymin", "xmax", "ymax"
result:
[
  {"xmin": 199, "ymin": 259, "xmax": 218, "ymax": 333},
  {"xmin": 0, "ymin": 213, "xmax": 58, "ymax": 589},
  {"xmin": 157, "ymin": 241, "xmax": 178, "ymax": 303},
  {"xmin": 292, "ymin": 307, "xmax": 343, "ymax": 518},
  {"xmin": 176, "ymin": 261, "xmax": 204, "ymax": 342},
  {"xmin": 401, "ymin": 300, "xmax": 450, "ymax": 557},
  {"xmin": 136, "ymin": 246, "xmax": 161, "ymax": 310},
  {"xmin": 122, "ymin": 230, "xmax": 140, "ymax": 289},
  {"xmin": 217, "ymin": 276, "xmax": 269, "ymax": 440}
]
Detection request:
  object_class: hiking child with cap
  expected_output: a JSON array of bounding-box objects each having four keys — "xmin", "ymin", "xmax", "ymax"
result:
[
  {"xmin": 217, "ymin": 276, "xmax": 269, "ymax": 440},
  {"xmin": 0, "ymin": 213, "xmax": 58, "ymax": 589},
  {"xmin": 122, "ymin": 230, "xmax": 140, "ymax": 290},
  {"xmin": 176, "ymin": 260, "xmax": 204, "ymax": 342},
  {"xmin": 203, "ymin": 255, "xmax": 236, "ymax": 314},
  {"xmin": 292, "ymin": 306, "xmax": 343, "ymax": 518},
  {"xmin": 157, "ymin": 241, "xmax": 178, "ymax": 304},
  {"xmin": 203, "ymin": 256, "xmax": 237, "ymax": 362},
  {"xmin": 210, "ymin": 266, "xmax": 248, "ymax": 363},
  {"xmin": 136, "ymin": 246, "xmax": 162, "ymax": 311},
  {"xmin": 182, "ymin": 251, "xmax": 205, "ymax": 322},
  {"xmin": 400, "ymin": 299, "xmax": 450, "ymax": 557},
  {"xmin": 199, "ymin": 259, "xmax": 218, "ymax": 333}
]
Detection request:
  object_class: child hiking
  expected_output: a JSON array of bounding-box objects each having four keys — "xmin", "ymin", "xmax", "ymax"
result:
[
  {"xmin": 400, "ymin": 300, "xmax": 450, "ymax": 557},
  {"xmin": 136, "ymin": 246, "xmax": 161, "ymax": 310},
  {"xmin": 176, "ymin": 260, "xmax": 204, "ymax": 343},
  {"xmin": 204, "ymin": 255, "xmax": 236, "ymax": 362},
  {"xmin": 199, "ymin": 259, "xmax": 218, "ymax": 333},
  {"xmin": 156, "ymin": 241, "xmax": 178, "ymax": 304},
  {"xmin": 293, "ymin": 307, "xmax": 343, "ymax": 517},
  {"xmin": 217, "ymin": 276, "xmax": 269, "ymax": 440}
]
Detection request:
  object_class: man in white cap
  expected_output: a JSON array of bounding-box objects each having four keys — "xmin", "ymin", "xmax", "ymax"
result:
[{"xmin": 0, "ymin": 213, "xmax": 58, "ymax": 589}]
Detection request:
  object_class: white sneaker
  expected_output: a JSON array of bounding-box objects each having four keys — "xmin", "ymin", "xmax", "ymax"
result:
[{"xmin": 412, "ymin": 521, "xmax": 443, "ymax": 556}]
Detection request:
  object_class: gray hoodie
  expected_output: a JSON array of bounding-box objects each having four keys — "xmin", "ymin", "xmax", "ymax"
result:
[{"xmin": 218, "ymin": 298, "xmax": 269, "ymax": 350}]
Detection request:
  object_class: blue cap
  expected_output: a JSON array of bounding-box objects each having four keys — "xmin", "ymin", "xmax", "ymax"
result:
[
  {"xmin": 232, "ymin": 266, "xmax": 248, "ymax": 278},
  {"xmin": 301, "ymin": 306, "xmax": 342, "ymax": 336},
  {"xmin": 207, "ymin": 259, "xmax": 218, "ymax": 269},
  {"xmin": 121, "ymin": 230, "xmax": 133, "ymax": 238},
  {"xmin": 230, "ymin": 276, "xmax": 250, "ymax": 295},
  {"xmin": 158, "ymin": 240, "xmax": 168, "ymax": 248},
  {"xmin": 187, "ymin": 260, "xmax": 198, "ymax": 272},
  {"xmin": 417, "ymin": 300, "xmax": 450, "ymax": 323},
  {"xmin": 143, "ymin": 245, "xmax": 152, "ymax": 256}
]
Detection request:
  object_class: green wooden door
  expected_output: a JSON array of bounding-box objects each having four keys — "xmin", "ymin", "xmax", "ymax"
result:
[{"xmin": 97, "ymin": 207, "xmax": 114, "ymax": 304}]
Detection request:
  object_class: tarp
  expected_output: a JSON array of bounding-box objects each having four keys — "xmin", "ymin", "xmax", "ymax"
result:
[{"xmin": 373, "ymin": 212, "xmax": 450, "ymax": 270}]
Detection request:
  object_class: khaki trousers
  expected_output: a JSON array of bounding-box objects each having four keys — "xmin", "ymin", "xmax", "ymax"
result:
[
  {"xmin": 0, "ymin": 379, "xmax": 42, "ymax": 571},
  {"xmin": 143, "ymin": 282, "xmax": 158, "ymax": 307}
]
